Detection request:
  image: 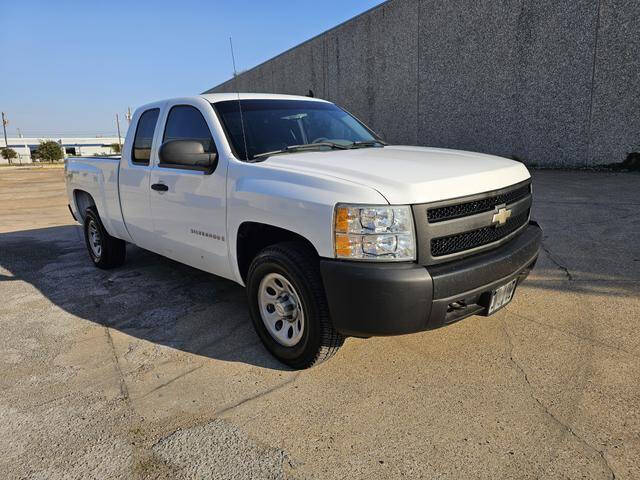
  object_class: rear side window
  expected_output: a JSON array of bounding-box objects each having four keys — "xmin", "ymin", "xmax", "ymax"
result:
[
  {"xmin": 163, "ymin": 105, "xmax": 216, "ymax": 153},
  {"xmin": 132, "ymin": 108, "xmax": 160, "ymax": 165}
]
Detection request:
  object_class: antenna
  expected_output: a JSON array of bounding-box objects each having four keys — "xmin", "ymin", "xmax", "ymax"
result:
[{"xmin": 229, "ymin": 37, "xmax": 249, "ymax": 160}]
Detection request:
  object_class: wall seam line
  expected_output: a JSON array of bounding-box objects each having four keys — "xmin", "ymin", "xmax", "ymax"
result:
[
  {"xmin": 586, "ymin": 0, "xmax": 603, "ymax": 165},
  {"xmin": 416, "ymin": 0, "xmax": 421, "ymax": 145}
]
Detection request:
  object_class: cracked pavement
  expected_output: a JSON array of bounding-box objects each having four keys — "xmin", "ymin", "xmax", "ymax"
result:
[{"xmin": 0, "ymin": 167, "xmax": 638, "ymax": 479}]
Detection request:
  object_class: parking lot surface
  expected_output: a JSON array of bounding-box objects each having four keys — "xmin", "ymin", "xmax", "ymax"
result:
[{"xmin": 1, "ymin": 167, "xmax": 638, "ymax": 479}]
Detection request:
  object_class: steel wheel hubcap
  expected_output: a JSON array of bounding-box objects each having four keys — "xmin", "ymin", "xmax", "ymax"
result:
[
  {"xmin": 88, "ymin": 220, "xmax": 102, "ymax": 258},
  {"xmin": 258, "ymin": 273, "xmax": 304, "ymax": 347}
]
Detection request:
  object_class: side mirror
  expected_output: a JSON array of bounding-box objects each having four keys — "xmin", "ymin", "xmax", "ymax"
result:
[{"xmin": 158, "ymin": 139, "xmax": 218, "ymax": 173}]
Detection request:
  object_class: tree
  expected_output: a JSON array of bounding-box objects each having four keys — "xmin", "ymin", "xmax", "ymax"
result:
[
  {"xmin": 110, "ymin": 142, "xmax": 122, "ymax": 154},
  {"xmin": 36, "ymin": 140, "xmax": 64, "ymax": 162},
  {"xmin": 1, "ymin": 147, "xmax": 18, "ymax": 164}
]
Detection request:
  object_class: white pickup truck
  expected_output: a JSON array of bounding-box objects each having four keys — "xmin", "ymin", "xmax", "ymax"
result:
[{"xmin": 66, "ymin": 93, "xmax": 541, "ymax": 368}]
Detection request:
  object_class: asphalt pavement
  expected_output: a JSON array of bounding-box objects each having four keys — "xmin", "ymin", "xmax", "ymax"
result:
[{"xmin": 0, "ymin": 166, "xmax": 638, "ymax": 479}]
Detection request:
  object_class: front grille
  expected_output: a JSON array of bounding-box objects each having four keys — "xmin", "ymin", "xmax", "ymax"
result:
[
  {"xmin": 431, "ymin": 210, "xmax": 530, "ymax": 257},
  {"xmin": 427, "ymin": 184, "xmax": 530, "ymax": 223}
]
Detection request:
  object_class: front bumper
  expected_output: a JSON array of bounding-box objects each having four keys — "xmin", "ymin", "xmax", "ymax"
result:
[{"xmin": 320, "ymin": 221, "xmax": 542, "ymax": 337}]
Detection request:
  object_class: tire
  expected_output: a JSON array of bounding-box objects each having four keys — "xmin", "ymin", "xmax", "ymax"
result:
[
  {"xmin": 246, "ymin": 242, "xmax": 344, "ymax": 369},
  {"xmin": 83, "ymin": 206, "xmax": 126, "ymax": 269}
]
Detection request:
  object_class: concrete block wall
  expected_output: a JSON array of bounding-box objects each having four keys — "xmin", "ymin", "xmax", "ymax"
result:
[{"xmin": 205, "ymin": 0, "xmax": 639, "ymax": 167}]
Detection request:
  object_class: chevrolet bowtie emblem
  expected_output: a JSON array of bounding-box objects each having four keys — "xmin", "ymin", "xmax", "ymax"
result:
[{"xmin": 492, "ymin": 207, "xmax": 512, "ymax": 226}]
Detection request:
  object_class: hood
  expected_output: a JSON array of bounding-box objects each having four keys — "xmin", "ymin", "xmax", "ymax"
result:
[{"xmin": 260, "ymin": 145, "xmax": 531, "ymax": 204}]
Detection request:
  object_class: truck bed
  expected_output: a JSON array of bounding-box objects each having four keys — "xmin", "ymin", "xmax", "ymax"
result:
[{"xmin": 65, "ymin": 155, "xmax": 127, "ymax": 240}]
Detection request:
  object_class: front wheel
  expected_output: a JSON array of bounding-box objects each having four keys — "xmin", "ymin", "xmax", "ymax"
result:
[{"xmin": 246, "ymin": 242, "xmax": 344, "ymax": 369}]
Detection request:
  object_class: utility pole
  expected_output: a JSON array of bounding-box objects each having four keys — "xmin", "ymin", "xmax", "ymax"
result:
[
  {"xmin": 125, "ymin": 107, "xmax": 132, "ymax": 124},
  {"xmin": 17, "ymin": 128, "xmax": 25, "ymax": 164},
  {"xmin": 2, "ymin": 112, "xmax": 10, "ymax": 164},
  {"xmin": 115, "ymin": 113, "xmax": 122, "ymax": 153}
]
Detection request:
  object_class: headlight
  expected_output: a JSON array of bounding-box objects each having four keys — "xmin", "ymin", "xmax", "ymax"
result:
[{"xmin": 334, "ymin": 204, "xmax": 416, "ymax": 261}]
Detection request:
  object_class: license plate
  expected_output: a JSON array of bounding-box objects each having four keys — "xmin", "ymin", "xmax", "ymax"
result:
[{"xmin": 487, "ymin": 279, "xmax": 517, "ymax": 315}]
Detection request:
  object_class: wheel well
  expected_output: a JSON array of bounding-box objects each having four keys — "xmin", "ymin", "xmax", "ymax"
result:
[
  {"xmin": 236, "ymin": 222, "xmax": 319, "ymax": 283},
  {"xmin": 73, "ymin": 190, "xmax": 96, "ymax": 221}
]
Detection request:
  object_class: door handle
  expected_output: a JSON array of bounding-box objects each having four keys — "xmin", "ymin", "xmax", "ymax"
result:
[{"xmin": 151, "ymin": 183, "xmax": 169, "ymax": 192}]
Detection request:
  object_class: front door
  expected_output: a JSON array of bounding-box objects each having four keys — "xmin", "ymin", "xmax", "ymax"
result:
[{"xmin": 148, "ymin": 102, "xmax": 231, "ymax": 279}]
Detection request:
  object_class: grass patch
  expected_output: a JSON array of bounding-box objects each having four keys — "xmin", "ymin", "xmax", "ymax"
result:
[{"xmin": 0, "ymin": 161, "xmax": 64, "ymax": 169}]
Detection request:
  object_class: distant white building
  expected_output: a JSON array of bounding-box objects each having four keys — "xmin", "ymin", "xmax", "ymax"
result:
[{"xmin": 0, "ymin": 136, "xmax": 123, "ymax": 164}]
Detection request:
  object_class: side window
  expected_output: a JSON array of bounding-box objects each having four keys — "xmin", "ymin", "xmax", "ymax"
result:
[
  {"xmin": 132, "ymin": 108, "xmax": 160, "ymax": 165},
  {"xmin": 163, "ymin": 105, "xmax": 216, "ymax": 153}
]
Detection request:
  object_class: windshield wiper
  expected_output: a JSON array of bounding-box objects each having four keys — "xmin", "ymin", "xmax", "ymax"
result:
[
  {"xmin": 348, "ymin": 140, "xmax": 387, "ymax": 148},
  {"xmin": 253, "ymin": 142, "xmax": 349, "ymax": 159}
]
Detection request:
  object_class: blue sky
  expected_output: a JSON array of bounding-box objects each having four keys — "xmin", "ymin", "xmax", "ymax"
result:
[{"xmin": 0, "ymin": 1, "xmax": 382, "ymax": 137}]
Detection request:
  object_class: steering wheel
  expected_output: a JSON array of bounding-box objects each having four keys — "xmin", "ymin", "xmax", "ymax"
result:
[{"xmin": 312, "ymin": 137, "xmax": 329, "ymax": 144}]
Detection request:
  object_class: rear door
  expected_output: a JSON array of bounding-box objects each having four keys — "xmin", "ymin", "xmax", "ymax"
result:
[
  {"xmin": 148, "ymin": 99, "xmax": 231, "ymax": 278},
  {"xmin": 118, "ymin": 105, "xmax": 162, "ymax": 249}
]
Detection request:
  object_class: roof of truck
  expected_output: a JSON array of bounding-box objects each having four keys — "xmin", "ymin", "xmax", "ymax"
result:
[
  {"xmin": 199, "ymin": 93, "xmax": 330, "ymax": 103},
  {"xmin": 133, "ymin": 93, "xmax": 331, "ymax": 118}
]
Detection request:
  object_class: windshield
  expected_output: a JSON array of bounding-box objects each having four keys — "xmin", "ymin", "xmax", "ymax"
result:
[{"xmin": 213, "ymin": 99, "xmax": 381, "ymax": 160}]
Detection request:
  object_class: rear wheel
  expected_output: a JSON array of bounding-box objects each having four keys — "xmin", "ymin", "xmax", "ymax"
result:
[
  {"xmin": 247, "ymin": 242, "xmax": 344, "ymax": 369},
  {"xmin": 83, "ymin": 207, "xmax": 126, "ymax": 269}
]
